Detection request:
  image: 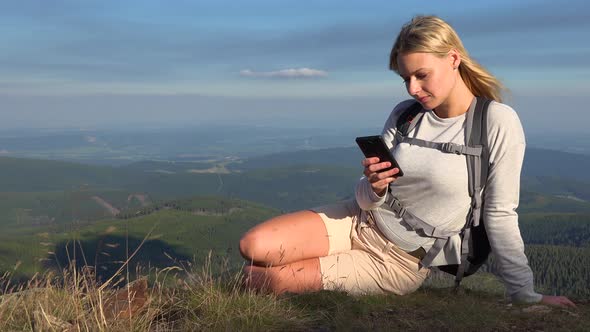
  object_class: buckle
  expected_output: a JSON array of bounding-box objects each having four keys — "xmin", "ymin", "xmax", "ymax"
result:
[
  {"xmin": 406, "ymin": 247, "xmax": 426, "ymax": 260},
  {"xmin": 472, "ymin": 194, "xmax": 482, "ymax": 208},
  {"xmin": 440, "ymin": 142, "xmax": 453, "ymax": 154},
  {"xmin": 388, "ymin": 198, "xmax": 406, "ymax": 217}
]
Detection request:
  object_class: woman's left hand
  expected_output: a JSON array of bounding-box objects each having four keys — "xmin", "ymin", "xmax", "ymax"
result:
[{"xmin": 540, "ymin": 295, "xmax": 576, "ymax": 307}]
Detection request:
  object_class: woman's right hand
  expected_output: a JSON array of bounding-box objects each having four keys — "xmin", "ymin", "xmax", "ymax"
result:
[{"xmin": 362, "ymin": 157, "xmax": 401, "ymax": 197}]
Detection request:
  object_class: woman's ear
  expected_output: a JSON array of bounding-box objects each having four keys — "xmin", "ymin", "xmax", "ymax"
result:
[{"xmin": 448, "ymin": 49, "xmax": 461, "ymax": 70}]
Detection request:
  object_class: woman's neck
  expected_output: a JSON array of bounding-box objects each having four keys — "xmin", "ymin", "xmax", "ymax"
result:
[{"xmin": 433, "ymin": 77, "xmax": 474, "ymax": 118}]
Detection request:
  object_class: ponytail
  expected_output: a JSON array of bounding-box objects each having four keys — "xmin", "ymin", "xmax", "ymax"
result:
[{"xmin": 456, "ymin": 52, "xmax": 505, "ymax": 102}]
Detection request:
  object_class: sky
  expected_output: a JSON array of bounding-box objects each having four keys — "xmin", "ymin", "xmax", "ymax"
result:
[{"xmin": 1, "ymin": 0, "xmax": 589, "ymax": 133}]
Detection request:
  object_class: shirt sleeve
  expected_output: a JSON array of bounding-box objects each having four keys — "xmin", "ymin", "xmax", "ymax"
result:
[
  {"xmin": 355, "ymin": 100, "xmax": 414, "ymax": 211},
  {"xmin": 483, "ymin": 102, "xmax": 542, "ymax": 303}
]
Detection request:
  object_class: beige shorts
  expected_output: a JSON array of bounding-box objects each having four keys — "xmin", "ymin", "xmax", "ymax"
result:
[{"xmin": 312, "ymin": 200, "xmax": 430, "ymax": 295}]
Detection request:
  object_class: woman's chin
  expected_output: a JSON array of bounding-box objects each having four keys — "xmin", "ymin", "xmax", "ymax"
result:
[
  {"xmin": 418, "ymin": 100, "xmax": 433, "ymax": 110},
  {"xmin": 417, "ymin": 97, "xmax": 440, "ymax": 110}
]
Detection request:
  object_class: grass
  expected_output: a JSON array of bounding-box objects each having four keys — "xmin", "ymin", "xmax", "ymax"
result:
[
  {"xmin": 0, "ymin": 251, "xmax": 588, "ymax": 332},
  {"xmin": 0, "ymin": 252, "xmax": 315, "ymax": 331}
]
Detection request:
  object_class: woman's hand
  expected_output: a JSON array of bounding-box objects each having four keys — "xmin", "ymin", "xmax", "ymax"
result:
[
  {"xmin": 540, "ymin": 295, "xmax": 576, "ymax": 308},
  {"xmin": 362, "ymin": 157, "xmax": 402, "ymax": 196}
]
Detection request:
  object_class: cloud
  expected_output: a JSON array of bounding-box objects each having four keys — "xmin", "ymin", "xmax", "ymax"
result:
[{"xmin": 239, "ymin": 68, "xmax": 328, "ymax": 79}]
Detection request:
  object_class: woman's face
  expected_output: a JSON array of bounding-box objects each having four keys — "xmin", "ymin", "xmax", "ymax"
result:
[{"xmin": 396, "ymin": 51, "xmax": 458, "ymax": 110}]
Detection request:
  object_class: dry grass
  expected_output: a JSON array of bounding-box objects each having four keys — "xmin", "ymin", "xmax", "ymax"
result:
[{"xmin": 0, "ymin": 248, "xmax": 314, "ymax": 331}]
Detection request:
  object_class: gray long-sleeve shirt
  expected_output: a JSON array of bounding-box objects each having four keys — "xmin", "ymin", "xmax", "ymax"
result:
[{"xmin": 355, "ymin": 98, "xmax": 542, "ymax": 303}]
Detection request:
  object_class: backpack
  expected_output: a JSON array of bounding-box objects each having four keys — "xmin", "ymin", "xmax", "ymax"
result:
[{"xmin": 384, "ymin": 97, "xmax": 492, "ymax": 287}]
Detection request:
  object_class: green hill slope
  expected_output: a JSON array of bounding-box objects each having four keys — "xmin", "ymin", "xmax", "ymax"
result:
[
  {"xmin": 0, "ymin": 156, "xmax": 125, "ymax": 191},
  {"xmin": 1, "ymin": 196, "xmax": 278, "ymax": 281}
]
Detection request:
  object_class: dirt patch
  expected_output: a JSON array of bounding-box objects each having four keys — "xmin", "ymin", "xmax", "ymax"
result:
[
  {"xmin": 187, "ymin": 165, "xmax": 231, "ymax": 174},
  {"xmin": 91, "ymin": 196, "xmax": 120, "ymax": 216}
]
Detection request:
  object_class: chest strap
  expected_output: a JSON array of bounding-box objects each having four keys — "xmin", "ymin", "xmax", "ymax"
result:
[{"xmin": 395, "ymin": 133, "xmax": 483, "ymax": 156}]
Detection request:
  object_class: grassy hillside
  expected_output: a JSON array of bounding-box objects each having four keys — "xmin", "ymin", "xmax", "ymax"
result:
[
  {"xmin": 0, "ymin": 157, "xmax": 124, "ymax": 191},
  {"xmin": 1, "ymin": 196, "xmax": 278, "ymax": 282},
  {"xmin": 0, "ymin": 190, "xmax": 150, "ymax": 229},
  {"xmin": 520, "ymin": 191, "xmax": 590, "ymax": 214}
]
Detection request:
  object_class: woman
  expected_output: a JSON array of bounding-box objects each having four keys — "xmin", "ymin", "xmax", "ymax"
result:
[{"xmin": 239, "ymin": 15, "xmax": 574, "ymax": 307}]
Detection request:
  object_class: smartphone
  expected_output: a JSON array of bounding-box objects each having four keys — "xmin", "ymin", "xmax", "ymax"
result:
[{"xmin": 355, "ymin": 135, "xmax": 404, "ymax": 176}]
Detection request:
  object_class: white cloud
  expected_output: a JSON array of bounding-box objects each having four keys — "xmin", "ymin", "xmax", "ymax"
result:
[{"xmin": 239, "ymin": 68, "xmax": 328, "ymax": 79}]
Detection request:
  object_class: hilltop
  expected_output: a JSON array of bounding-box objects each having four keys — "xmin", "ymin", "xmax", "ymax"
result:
[{"xmin": 0, "ymin": 263, "xmax": 588, "ymax": 331}]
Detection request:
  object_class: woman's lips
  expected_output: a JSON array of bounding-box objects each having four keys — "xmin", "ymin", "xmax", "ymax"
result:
[{"xmin": 418, "ymin": 96, "xmax": 429, "ymax": 103}]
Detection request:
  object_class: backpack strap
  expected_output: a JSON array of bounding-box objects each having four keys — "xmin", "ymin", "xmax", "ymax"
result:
[
  {"xmin": 467, "ymin": 97, "xmax": 491, "ymax": 227},
  {"xmin": 454, "ymin": 97, "xmax": 492, "ymax": 286},
  {"xmin": 399, "ymin": 138, "xmax": 482, "ymax": 156},
  {"xmin": 394, "ymin": 102, "xmax": 424, "ymax": 145},
  {"xmin": 384, "ymin": 195, "xmax": 459, "ymax": 267}
]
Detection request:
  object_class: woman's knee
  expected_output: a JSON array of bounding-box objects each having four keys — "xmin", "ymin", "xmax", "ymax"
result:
[
  {"xmin": 239, "ymin": 210, "xmax": 329, "ymax": 264},
  {"xmin": 239, "ymin": 226, "xmax": 276, "ymax": 263},
  {"xmin": 239, "ymin": 229, "xmax": 261, "ymax": 262}
]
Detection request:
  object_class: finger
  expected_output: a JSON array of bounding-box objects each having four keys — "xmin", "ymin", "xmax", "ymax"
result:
[
  {"xmin": 371, "ymin": 180, "xmax": 393, "ymax": 192},
  {"xmin": 562, "ymin": 298, "xmax": 577, "ymax": 307},
  {"xmin": 361, "ymin": 157, "xmax": 381, "ymax": 167},
  {"xmin": 368, "ymin": 168, "xmax": 391, "ymax": 182},
  {"xmin": 366, "ymin": 166, "xmax": 400, "ymax": 179},
  {"xmin": 367, "ymin": 162, "xmax": 392, "ymax": 174},
  {"xmin": 380, "ymin": 167, "xmax": 400, "ymax": 178},
  {"xmin": 552, "ymin": 296, "xmax": 576, "ymax": 307},
  {"xmin": 369, "ymin": 175, "xmax": 395, "ymax": 188},
  {"xmin": 364, "ymin": 162, "xmax": 389, "ymax": 177},
  {"xmin": 544, "ymin": 296, "xmax": 577, "ymax": 308}
]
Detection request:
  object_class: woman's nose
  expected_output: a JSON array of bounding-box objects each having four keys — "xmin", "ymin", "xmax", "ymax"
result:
[{"xmin": 407, "ymin": 78, "xmax": 420, "ymax": 96}]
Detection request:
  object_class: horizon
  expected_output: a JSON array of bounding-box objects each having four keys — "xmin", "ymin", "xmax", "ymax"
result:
[{"xmin": 1, "ymin": 0, "xmax": 589, "ymax": 133}]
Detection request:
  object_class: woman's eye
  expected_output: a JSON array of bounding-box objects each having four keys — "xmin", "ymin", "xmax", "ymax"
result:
[{"xmin": 416, "ymin": 74, "xmax": 427, "ymax": 80}]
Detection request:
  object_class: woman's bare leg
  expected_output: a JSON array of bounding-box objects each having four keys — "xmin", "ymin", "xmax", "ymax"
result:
[
  {"xmin": 239, "ymin": 210, "xmax": 329, "ymax": 266},
  {"xmin": 242, "ymin": 258, "xmax": 322, "ymax": 294}
]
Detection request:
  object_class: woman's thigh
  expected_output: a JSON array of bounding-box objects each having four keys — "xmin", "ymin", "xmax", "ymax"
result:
[
  {"xmin": 240, "ymin": 200, "xmax": 358, "ymax": 266},
  {"xmin": 240, "ymin": 209, "xmax": 329, "ymax": 266}
]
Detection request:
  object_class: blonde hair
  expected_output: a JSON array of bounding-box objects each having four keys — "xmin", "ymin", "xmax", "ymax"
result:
[{"xmin": 389, "ymin": 15, "xmax": 504, "ymax": 102}]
